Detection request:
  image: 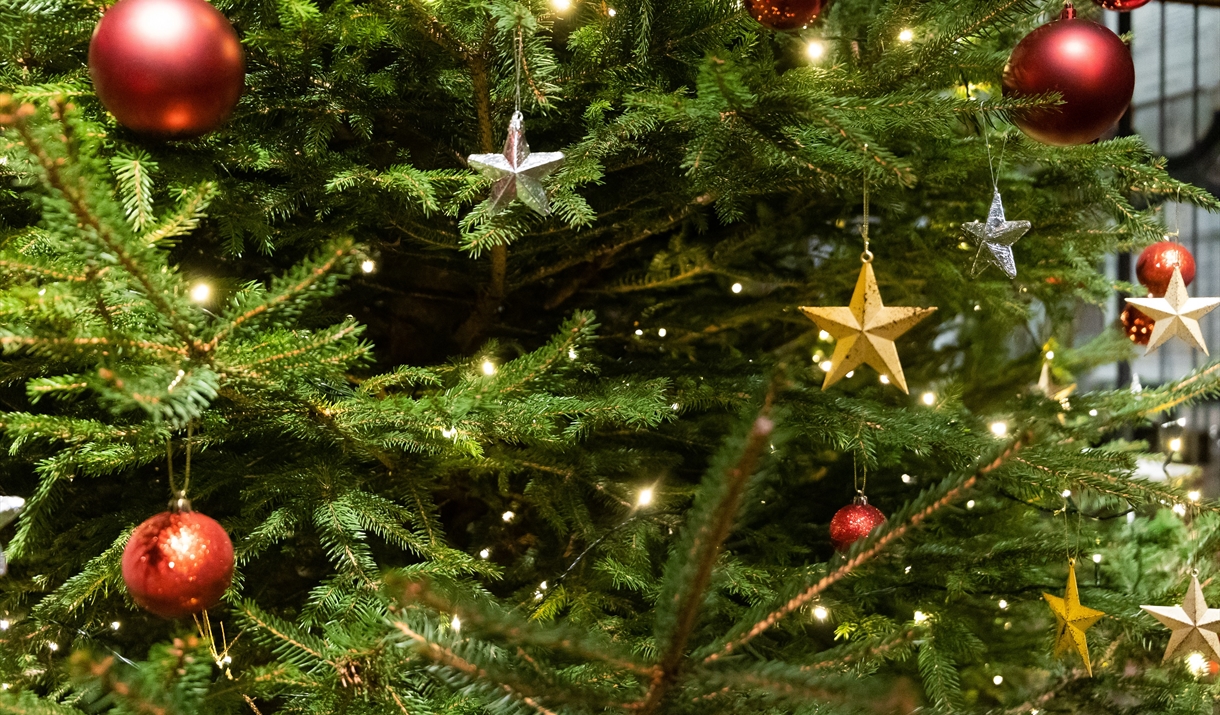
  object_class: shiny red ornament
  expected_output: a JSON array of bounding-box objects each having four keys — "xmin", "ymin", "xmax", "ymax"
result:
[
  {"xmin": 829, "ymin": 497, "xmax": 886, "ymax": 551},
  {"xmin": 744, "ymin": 0, "xmax": 829, "ymax": 30},
  {"xmin": 122, "ymin": 508, "xmax": 234, "ymax": 618},
  {"xmin": 1121, "ymin": 304, "xmax": 1154, "ymax": 346},
  {"xmin": 1136, "ymin": 241, "xmax": 1196, "ymax": 297},
  {"xmin": 1091, "ymin": 0, "xmax": 1152, "ymax": 10},
  {"xmin": 1002, "ymin": 4, "xmax": 1134, "ymax": 146},
  {"xmin": 88, "ymin": 0, "xmax": 244, "ymax": 138}
]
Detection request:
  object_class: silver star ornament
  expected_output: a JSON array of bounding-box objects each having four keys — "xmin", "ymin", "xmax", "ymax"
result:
[
  {"xmin": 0, "ymin": 495, "xmax": 25, "ymax": 577},
  {"xmin": 467, "ymin": 111, "xmax": 564, "ymax": 217},
  {"xmin": 962, "ymin": 189, "xmax": 1031, "ymax": 279}
]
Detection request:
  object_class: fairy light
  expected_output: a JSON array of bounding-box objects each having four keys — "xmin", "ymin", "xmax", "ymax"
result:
[
  {"xmin": 913, "ymin": 611, "xmax": 928, "ymax": 624},
  {"xmin": 360, "ymin": 259, "xmax": 376, "ymax": 274},
  {"xmin": 502, "ymin": 510, "xmax": 515, "ymax": 522},
  {"xmin": 47, "ymin": 642, "xmax": 58, "ymax": 652},
  {"xmin": 921, "ymin": 392, "xmax": 935, "ymax": 406},
  {"xmin": 879, "ymin": 374, "xmax": 890, "ymax": 385},
  {"xmin": 966, "ymin": 500, "xmax": 975, "ymax": 509},
  {"xmin": 998, "ymin": 599, "xmax": 1008, "ymax": 610},
  {"xmin": 1187, "ymin": 652, "xmax": 1209, "ymax": 677},
  {"xmin": 813, "ymin": 605, "xmax": 829, "ymax": 621},
  {"xmin": 1189, "ymin": 490, "xmax": 1202, "ymax": 502},
  {"xmin": 1169, "ymin": 437, "xmax": 1183, "ymax": 453},
  {"xmin": 1174, "ymin": 503, "xmax": 1188, "ymax": 516},
  {"xmin": 898, "ymin": 28, "xmax": 914, "ymax": 42},
  {"xmin": 989, "ymin": 421, "xmax": 1008, "ymax": 438},
  {"xmin": 1089, "ymin": 409, "xmax": 1098, "ymax": 417},
  {"xmin": 819, "ymin": 360, "xmax": 833, "ymax": 372},
  {"xmin": 1092, "ymin": 553, "xmax": 1102, "ymax": 564},
  {"xmin": 479, "ymin": 548, "xmax": 490, "ymax": 559},
  {"xmin": 482, "ymin": 360, "xmax": 496, "ymax": 376},
  {"xmin": 0, "ymin": 620, "xmax": 8, "ymax": 630},
  {"xmin": 442, "ymin": 427, "xmax": 457, "ymax": 439},
  {"xmin": 606, "ymin": 7, "xmax": 616, "ymax": 15},
  {"xmin": 904, "ymin": 565, "xmax": 912, "ymax": 574},
  {"xmin": 1045, "ymin": 350, "xmax": 1055, "ymax": 360},
  {"xmin": 818, "ymin": 330, "xmax": 831, "ymax": 341},
  {"xmin": 637, "ymin": 487, "xmax": 654, "ymax": 507},
  {"xmin": 731, "ymin": 282, "xmax": 743, "ymax": 294},
  {"xmin": 1061, "ymin": 489, "xmax": 1072, "ymax": 498},
  {"xmin": 1127, "ymin": 511, "xmax": 1136, "ymax": 524},
  {"xmin": 190, "ymin": 282, "xmax": 212, "ymax": 303},
  {"xmin": 657, "ymin": 328, "xmax": 667, "ymax": 337},
  {"xmin": 450, "ymin": 615, "xmax": 461, "ymax": 632},
  {"xmin": 110, "ymin": 621, "xmax": 121, "ymax": 631},
  {"xmin": 845, "ymin": 371, "xmax": 854, "ymax": 378},
  {"xmin": 992, "ymin": 675, "xmax": 1004, "ymax": 685},
  {"xmin": 551, "ymin": 0, "xmax": 571, "ymax": 10},
  {"xmin": 568, "ymin": 347, "xmax": 578, "ymax": 359},
  {"xmin": 901, "ymin": 473, "xmax": 912, "ymax": 484},
  {"xmin": 805, "ymin": 39, "xmax": 826, "ymax": 60}
]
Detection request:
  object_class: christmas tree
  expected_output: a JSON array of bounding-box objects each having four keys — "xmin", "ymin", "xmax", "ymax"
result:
[{"xmin": 1, "ymin": 0, "xmax": 1220, "ymax": 710}]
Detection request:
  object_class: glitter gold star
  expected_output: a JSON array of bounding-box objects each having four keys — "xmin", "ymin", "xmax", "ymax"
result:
[
  {"xmin": 800, "ymin": 262, "xmax": 936, "ymax": 394},
  {"xmin": 1043, "ymin": 561, "xmax": 1105, "ymax": 676}
]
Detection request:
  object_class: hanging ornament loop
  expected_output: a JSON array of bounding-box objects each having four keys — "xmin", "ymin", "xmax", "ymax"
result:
[
  {"xmin": 860, "ymin": 181, "xmax": 873, "ymax": 264},
  {"xmin": 166, "ymin": 423, "xmax": 195, "ymax": 512}
]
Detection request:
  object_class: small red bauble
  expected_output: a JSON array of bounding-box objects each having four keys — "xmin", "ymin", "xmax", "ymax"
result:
[
  {"xmin": 829, "ymin": 497, "xmax": 886, "ymax": 550},
  {"xmin": 744, "ymin": 0, "xmax": 829, "ymax": 30},
  {"xmin": 1002, "ymin": 5, "xmax": 1134, "ymax": 146},
  {"xmin": 122, "ymin": 508, "xmax": 234, "ymax": 618},
  {"xmin": 88, "ymin": 0, "xmax": 244, "ymax": 138},
  {"xmin": 1136, "ymin": 241, "xmax": 1196, "ymax": 297},
  {"xmin": 1091, "ymin": 0, "xmax": 1152, "ymax": 10},
  {"xmin": 1121, "ymin": 304, "xmax": 1154, "ymax": 345}
]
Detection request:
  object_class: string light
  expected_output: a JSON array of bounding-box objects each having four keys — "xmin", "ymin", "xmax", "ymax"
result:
[
  {"xmin": 1089, "ymin": 409, "xmax": 1098, "ymax": 417},
  {"xmin": 805, "ymin": 39, "xmax": 826, "ymax": 60},
  {"xmin": 190, "ymin": 282, "xmax": 212, "ymax": 303},
  {"xmin": 818, "ymin": 330, "xmax": 831, "ymax": 341},
  {"xmin": 731, "ymin": 282, "xmax": 743, "ymax": 294},
  {"xmin": 992, "ymin": 675, "xmax": 1004, "ymax": 685},
  {"xmin": 901, "ymin": 474, "xmax": 912, "ymax": 484},
  {"xmin": 657, "ymin": 328, "xmax": 667, "ymax": 337},
  {"xmin": 442, "ymin": 427, "xmax": 457, "ymax": 439},
  {"xmin": 568, "ymin": 347, "xmax": 578, "ymax": 360},
  {"xmin": 989, "ymin": 421, "xmax": 1008, "ymax": 437},
  {"xmin": 111, "ymin": 621, "xmax": 121, "ymax": 630},
  {"xmin": 1169, "ymin": 437, "xmax": 1183, "ymax": 453},
  {"xmin": 1092, "ymin": 553, "xmax": 1102, "ymax": 564},
  {"xmin": 845, "ymin": 371, "xmax": 854, "ymax": 378},
  {"xmin": 966, "ymin": 500, "xmax": 975, "ymax": 509},
  {"xmin": 48, "ymin": 643, "xmax": 58, "ymax": 652},
  {"xmin": 606, "ymin": 7, "xmax": 616, "ymax": 15},
  {"xmin": 450, "ymin": 615, "xmax": 461, "ymax": 632},
  {"xmin": 360, "ymin": 259, "xmax": 376, "ymax": 274},
  {"xmin": 879, "ymin": 374, "xmax": 890, "ymax": 385},
  {"xmin": 635, "ymin": 329, "xmax": 644, "ymax": 336},
  {"xmin": 1127, "ymin": 511, "xmax": 1136, "ymax": 524},
  {"xmin": 813, "ymin": 605, "xmax": 829, "ymax": 621},
  {"xmin": 482, "ymin": 360, "xmax": 496, "ymax": 376},
  {"xmin": 1187, "ymin": 652, "xmax": 1209, "ymax": 677},
  {"xmin": 913, "ymin": 611, "xmax": 928, "ymax": 624},
  {"xmin": 1045, "ymin": 350, "xmax": 1055, "ymax": 360},
  {"xmin": 898, "ymin": 28, "xmax": 914, "ymax": 42},
  {"xmin": 479, "ymin": 548, "xmax": 491, "ymax": 559},
  {"xmin": 1173, "ymin": 503, "xmax": 1187, "ymax": 516},
  {"xmin": 637, "ymin": 487, "xmax": 654, "ymax": 507},
  {"xmin": 904, "ymin": 565, "xmax": 912, "ymax": 574},
  {"xmin": 921, "ymin": 392, "xmax": 935, "ymax": 406},
  {"xmin": 502, "ymin": 510, "xmax": 515, "ymax": 522},
  {"xmin": 1189, "ymin": 490, "xmax": 1201, "ymax": 502},
  {"xmin": 0, "ymin": 620, "xmax": 9, "ymax": 630},
  {"xmin": 551, "ymin": 0, "xmax": 571, "ymax": 10},
  {"xmin": 819, "ymin": 360, "xmax": 833, "ymax": 371},
  {"xmin": 998, "ymin": 599, "xmax": 1008, "ymax": 610},
  {"xmin": 1061, "ymin": 489, "xmax": 1072, "ymax": 498}
]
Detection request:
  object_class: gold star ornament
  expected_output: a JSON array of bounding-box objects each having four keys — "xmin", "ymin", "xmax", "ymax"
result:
[
  {"xmin": 1043, "ymin": 561, "xmax": 1105, "ymax": 676},
  {"xmin": 800, "ymin": 262, "xmax": 936, "ymax": 394},
  {"xmin": 1125, "ymin": 267, "xmax": 1220, "ymax": 355},
  {"xmin": 1141, "ymin": 575, "xmax": 1220, "ymax": 662}
]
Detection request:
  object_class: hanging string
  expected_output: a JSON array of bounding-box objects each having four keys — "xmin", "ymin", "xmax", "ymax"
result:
[
  {"xmin": 514, "ymin": 26, "xmax": 524, "ymax": 116},
  {"xmin": 166, "ymin": 438, "xmax": 176, "ymax": 495},
  {"xmin": 183, "ymin": 421, "xmax": 193, "ymax": 498},
  {"xmin": 860, "ymin": 180, "xmax": 872, "ymax": 264}
]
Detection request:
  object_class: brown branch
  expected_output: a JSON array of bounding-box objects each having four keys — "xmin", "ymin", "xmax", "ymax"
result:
[{"xmin": 702, "ymin": 440, "xmax": 1023, "ymax": 665}]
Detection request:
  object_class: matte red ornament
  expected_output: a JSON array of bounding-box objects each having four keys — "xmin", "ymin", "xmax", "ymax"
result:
[
  {"xmin": 1121, "ymin": 304, "xmax": 1154, "ymax": 346},
  {"xmin": 1002, "ymin": 4, "xmax": 1134, "ymax": 146},
  {"xmin": 122, "ymin": 508, "xmax": 234, "ymax": 618},
  {"xmin": 1091, "ymin": 0, "xmax": 1152, "ymax": 10},
  {"xmin": 744, "ymin": 0, "xmax": 829, "ymax": 30},
  {"xmin": 829, "ymin": 496, "xmax": 886, "ymax": 551},
  {"xmin": 1136, "ymin": 241, "xmax": 1196, "ymax": 297},
  {"xmin": 88, "ymin": 0, "xmax": 244, "ymax": 138}
]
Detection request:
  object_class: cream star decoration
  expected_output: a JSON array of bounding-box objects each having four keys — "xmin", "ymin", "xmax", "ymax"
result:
[
  {"xmin": 467, "ymin": 111, "xmax": 564, "ymax": 216},
  {"xmin": 962, "ymin": 189, "xmax": 1031, "ymax": 279},
  {"xmin": 1035, "ymin": 360, "xmax": 1075, "ymax": 407},
  {"xmin": 800, "ymin": 262, "xmax": 936, "ymax": 394},
  {"xmin": 1141, "ymin": 575, "xmax": 1220, "ymax": 662},
  {"xmin": 0, "ymin": 495, "xmax": 23, "ymax": 577},
  {"xmin": 1126, "ymin": 267, "xmax": 1220, "ymax": 355},
  {"xmin": 1043, "ymin": 561, "xmax": 1105, "ymax": 676}
]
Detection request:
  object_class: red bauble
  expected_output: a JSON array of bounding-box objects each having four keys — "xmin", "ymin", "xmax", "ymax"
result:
[
  {"xmin": 1091, "ymin": 0, "xmax": 1152, "ymax": 9},
  {"xmin": 1121, "ymin": 304, "xmax": 1154, "ymax": 345},
  {"xmin": 122, "ymin": 509, "xmax": 234, "ymax": 618},
  {"xmin": 744, "ymin": 0, "xmax": 829, "ymax": 30},
  {"xmin": 1002, "ymin": 5, "xmax": 1134, "ymax": 146},
  {"xmin": 829, "ymin": 498, "xmax": 886, "ymax": 551},
  {"xmin": 88, "ymin": 0, "xmax": 244, "ymax": 138},
  {"xmin": 1136, "ymin": 241, "xmax": 1196, "ymax": 296}
]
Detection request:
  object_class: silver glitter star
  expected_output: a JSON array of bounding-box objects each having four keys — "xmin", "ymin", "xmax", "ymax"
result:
[
  {"xmin": 962, "ymin": 189, "xmax": 1031, "ymax": 279},
  {"xmin": 0, "ymin": 495, "xmax": 24, "ymax": 577},
  {"xmin": 467, "ymin": 111, "xmax": 564, "ymax": 216}
]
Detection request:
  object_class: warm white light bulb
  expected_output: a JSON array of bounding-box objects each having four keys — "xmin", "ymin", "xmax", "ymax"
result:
[
  {"xmin": 813, "ymin": 605, "xmax": 829, "ymax": 621},
  {"xmin": 1173, "ymin": 503, "xmax": 1188, "ymax": 516},
  {"xmin": 360, "ymin": 259, "xmax": 376, "ymax": 274},
  {"xmin": 111, "ymin": 621, "xmax": 121, "ymax": 630},
  {"xmin": 1045, "ymin": 350, "xmax": 1055, "ymax": 360},
  {"xmin": 658, "ymin": 328, "xmax": 667, "ymax": 337},
  {"xmin": 989, "ymin": 421, "xmax": 1008, "ymax": 438},
  {"xmin": 921, "ymin": 392, "xmax": 935, "ymax": 406},
  {"xmin": 992, "ymin": 675, "xmax": 1003, "ymax": 685},
  {"xmin": 1169, "ymin": 437, "xmax": 1183, "ymax": 453},
  {"xmin": 898, "ymin": 28, "xmax": 914, "ymax": 42},
  {"xmin": 637, "ymin": 487, "xmax": 654, "ymax": 507},
  {"xmin": 901, "ymin": 473, "xmax": 912, "ymax": 484},
  {"xmin": 818, "ymin": 330, "xmax": 831, "ymax": 341},
  {"xmin": 879, "ymin": 374, "xmax": 890, "ymax": 385},
  {"xmin": 607, "ymin": 7, "xmax": 616, "ymax": 15},
  {"xmin": 966, "ymin": 500, "xmax": 975, "ymax": 509},
  {"xmin": 451, "ymin": 615, "xmax": 461, "ymax": 632},
  {"xmin": 1189, "ymin": 490, "xmax": 1201, "ymax": 502},
  {"xmin": 1061, "ymin": 489, "xmax": 1072, "ymax": 498},
  {"xmin": 1187, "ymin": 651, "xmax": 1208, "ymax": 676},
  {"xmin": 479, "ymin": 548, "xmax": 491, "ymax": 559},
  {"xmin": 551, "ymin": 0, "xmax": 571, "ymax": 11},
  {"xmin": 819, "ymin": 360, "xmax": 833, "ymax": 372},
  {"xmin": 502, "ymin": 510, "xmax": 515, "ymax": 522},
  {"xmin": 0, "ymin": 620, "xmax": 8, "ymax": 631},
  {"xmin": 1092, "ymin": 553, "xmax": 1102, "ymax": 564},
  {"xmin": 913, "ymin": 611, "xmax": 928, "ymax": 624},
  {"xmin": 998, "ymin": 599, "xmax": 1008, "ymax": 610},
  {"xmin": 190, "ymin": 282, "xmax": 212, "ymax": 303},
  {"xmin": 47, "ymin": 643, "xmax": 58, "ymax": 652},
  {"xmin": 482, "ymin": 360, "xmax": 496, "ymax": 376},
  {"xmin": 806, "ymin": 39, "xmax": 826, "ymax": 60},
  {"xmin": 731, "ymin": 282, "xmax": 743, "ymax": 294},
  {"xmin": 845, "ymin": 371, "xmax": 854, "ymax": 378},
  {"xmin": 1089, "ymin": 409, "xmax": 1098, "ymax": 417}
]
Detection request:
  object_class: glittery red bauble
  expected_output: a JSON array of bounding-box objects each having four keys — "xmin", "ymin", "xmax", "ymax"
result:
[
  {"xmin": 1136, "ymin": 241, "xmax": 1196, "ymax": 297},
  {"xmin": 1091, "ymin": 0, "xmax": 1152, "ymax": 9},
  {"xmin": 1002, "ymin": 6, "xmax": 1134, "ymax": 146},
  {"xmin": 88, "ymin": 0, "xmax": 244, "ymax": 138},
  {"xmin": 122, "ymin": 510, "xmax": 234, "ymax": 618},
  {"xmin": 1121, "ymin": 304, "xmax": 1154, "ymax": 346},
  {"xmin": 829, "ymin": 500, "xmax": 886, "ymax": 550},
  {"xmin": 744, "ymin": 0, "xmax": 829, "ymax": 30}
]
